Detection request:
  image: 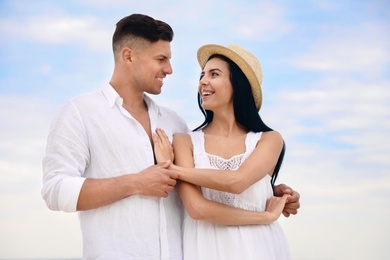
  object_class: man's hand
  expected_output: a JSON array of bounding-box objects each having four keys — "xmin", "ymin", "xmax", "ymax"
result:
[
  {"xmin": 273, "ymin": 183, "xmax": 300, "ymax": 217},
  {"xmin": 137, "ymin": 161, "xmax": 178, "ymax": 197}
]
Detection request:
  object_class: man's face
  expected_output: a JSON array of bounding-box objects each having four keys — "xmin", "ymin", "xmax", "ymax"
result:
[{"xmin": 130, "ymin": 40, "xmax": 173, "ymax": 95}]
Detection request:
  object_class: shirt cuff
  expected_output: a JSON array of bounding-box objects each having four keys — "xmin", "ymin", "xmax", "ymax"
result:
[{"xmin": 58, "ymin": 176, "xmax": 86, "ymax": 212}]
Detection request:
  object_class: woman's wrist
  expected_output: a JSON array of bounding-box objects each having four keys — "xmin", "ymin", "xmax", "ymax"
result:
[
  {"xmin": 170, "ymin": 164, "xmax": 180, "ymax": 175},
  {"xmin": 170, "ymin": 164, "xmax": 188, "ymax": 181},
  {"xmin": 262, "ymin": 211, "xmax": 274, "ymax": 224}
]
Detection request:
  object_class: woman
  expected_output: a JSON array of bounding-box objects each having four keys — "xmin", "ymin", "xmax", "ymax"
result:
[{"xmin": 154, "ymin": 44, "xmax": 291, "ymax": 259}]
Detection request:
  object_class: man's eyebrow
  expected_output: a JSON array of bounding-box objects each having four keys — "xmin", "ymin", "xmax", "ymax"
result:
[{"xmin": 156, "ymin": 54, "xmax": 170, "ymax": 59}]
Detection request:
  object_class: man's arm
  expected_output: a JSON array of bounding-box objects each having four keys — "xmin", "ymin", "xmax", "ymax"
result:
[
  {"xmin": 76, "ymin": 161, "xmax": 178, "ymax": 211},
  {"xmin": 42, "ymin": 103, "xmax": 179, "ymax": 212}
]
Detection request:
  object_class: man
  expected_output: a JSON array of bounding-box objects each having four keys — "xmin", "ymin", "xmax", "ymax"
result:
[{"xmin": 42, "ymin": 13, "xmax": 300, "ymax": 259}]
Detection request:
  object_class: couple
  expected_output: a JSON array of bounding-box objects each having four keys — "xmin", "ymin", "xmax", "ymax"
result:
[{"xmin": 41, "ymin": 13, "xmax": 299, "ymax": 259}]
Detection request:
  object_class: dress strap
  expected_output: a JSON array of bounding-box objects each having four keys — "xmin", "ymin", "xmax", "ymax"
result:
[
  {"xmin": 187, "ymin": 130, "xmax": 205, "ymax": 155},
  {"xmin": 245, "ymin": 132, "xmax": 263, "ymax": 155}
]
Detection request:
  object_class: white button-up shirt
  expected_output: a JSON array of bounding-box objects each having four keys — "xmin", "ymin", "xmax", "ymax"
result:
[{"xmin": 42, "ymin": 84, "xmax": 189, "ymax": 260}]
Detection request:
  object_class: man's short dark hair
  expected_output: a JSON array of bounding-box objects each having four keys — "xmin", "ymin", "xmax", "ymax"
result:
[{"xmin": 112, "ymin": 13, "xmax": 174, "ymax": 53}]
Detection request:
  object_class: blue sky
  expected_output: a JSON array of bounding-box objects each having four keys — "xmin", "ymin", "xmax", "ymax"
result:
[{"xmin": 1, "ymin": 0, "xmax": 389, "ymax": 259}]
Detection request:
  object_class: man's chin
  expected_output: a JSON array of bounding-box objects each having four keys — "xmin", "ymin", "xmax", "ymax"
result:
[{"xmin": 146, "ymin": 89, "xmax": 162, "ymax": 95}]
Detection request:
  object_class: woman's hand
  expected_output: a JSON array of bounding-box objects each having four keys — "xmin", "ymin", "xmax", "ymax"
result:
[
  {"xmin": 153, "ymin": 128, "xmax": 174, "ymax": 163},
  {"xmin": 265, "ymin": 194, "xmax": 290, "ymax": 223}
]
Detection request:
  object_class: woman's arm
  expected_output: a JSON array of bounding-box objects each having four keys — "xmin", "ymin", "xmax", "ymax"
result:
[
  {"xmin": 179, "ymin": 180, "xmax": 289, "ymax": 225},
  {"xmin": 170, "ymin": 133, "xmax": 288, "ymax": 225},
  {"xmin": 169, "ymin": 131, "xmax": 284, "ymax": 194},
  {"xmin": 153, "ymin": 129, "xmax": 299, "ymax": 219}
]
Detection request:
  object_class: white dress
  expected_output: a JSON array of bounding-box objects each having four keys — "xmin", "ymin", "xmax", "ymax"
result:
[{"xmin": 182, "ymin": 131, "xmax": 291, "ymax": 260}]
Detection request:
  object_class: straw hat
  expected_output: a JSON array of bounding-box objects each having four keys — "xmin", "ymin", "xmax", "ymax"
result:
[{"xmin": 197, "ymin": 44, "xmax": 263, "ymax": 110}]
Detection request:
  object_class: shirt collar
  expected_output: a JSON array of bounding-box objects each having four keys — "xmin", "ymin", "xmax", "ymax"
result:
[
  {"xmin": 143, "ymin": 94, "xmax": 161, "ymax": 115},
  {"xmin": 102, "ymin": 83, "xmax": 121, "ymax": 108},
  {"xmin": 101, "ymin": 83, "xmax": 161, "ymax": 115}
]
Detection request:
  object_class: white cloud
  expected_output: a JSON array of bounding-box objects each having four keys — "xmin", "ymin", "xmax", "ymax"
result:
[
  {"xmin": 290, "ymin": 22, "xmax": 390, "ymax": 73},
  {"xmin": 0, "ymin": 15, "xmax": 112, "ymax": 51},
  {"xmin": 225, "ymin": 1, "xmax": 294, "ymax": 40},
  {"xmin": 270, "ymin": 76, "xmax": 390, "ymax": 168},
  {"xmin": 276, "ymin": 77, "xmax": 390, "ymax": 126},
  {"xmin": 0, "ymin": 0, "xmax": 294, "ymax": 54},
  {"xmin": 0, "ymin": 95, "xmax": 84, "ymax": 259},
  {"xmin": 0, "ymin": 96, "xmax": 52, "ymax": 183},
  {"xmin": 0, "ymin": 206, "xmax": 82, "ymax": 259},
  {"xmin": 276, "ymin": 138, "xmax": 390, "ymax": 259}
]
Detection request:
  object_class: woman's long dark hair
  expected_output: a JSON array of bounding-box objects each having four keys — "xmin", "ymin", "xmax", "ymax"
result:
[{"xmin": 193, "ymin": 54, "xmax": 285, "ymax": 187}]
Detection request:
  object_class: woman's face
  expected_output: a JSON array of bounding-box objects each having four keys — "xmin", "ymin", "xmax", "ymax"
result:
[{"xmin": 198, "ymin": 57, "xmax": 233, "ymax": 111}]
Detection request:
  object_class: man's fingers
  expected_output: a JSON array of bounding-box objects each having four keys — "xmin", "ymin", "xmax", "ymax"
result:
[
  {"xmin": 167, "ymin": 178, "xmax": 177, "ymax": 186},
  {"xmin": 166, "ymin": 185, "xmax": 175, "ymax": 192},
  {"xmin": 285, "ymin": 202, "xmax": 299, "ymax": 210},
  {"xmin": 165, "ymin": 169, "xmax": 178, "ymax": 179},
  {"xmin": 286, "ymin": 200, "xmax": 301, "ymax": 210},
  {"xmin": 283, "ymin": 205, "xmax": 298, "ymax": 216},
  {"xmin": 285, "ymin": 209, "xmax": 298, "ymax": 215}
]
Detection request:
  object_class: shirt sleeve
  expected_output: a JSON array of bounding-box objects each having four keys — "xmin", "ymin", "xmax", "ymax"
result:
[
  {"xmin": 41, "ymin": 101, "xmax": 89, "ymax": 212},
  {"xmin": 178, "ymin": 115, "xmax": 190, "ymax": 133}
]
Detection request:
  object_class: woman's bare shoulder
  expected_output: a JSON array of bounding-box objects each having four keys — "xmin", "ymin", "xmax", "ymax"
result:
[
  {"xmin": 261, "ymin": 130, "xmax": 283, "ymax": 140},
  {"xmin": 257, "ymin": 130, "xmax": 283, "ymax": 148},
  {"xmin": 173, "ymin": 132, "xmax": 191, "ymax": 139},
  {"xmin": 173, "ymin": 132, "xmax": 193, "ymax": 145}
]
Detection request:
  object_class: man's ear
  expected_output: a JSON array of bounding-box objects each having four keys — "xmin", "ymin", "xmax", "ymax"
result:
[{"xmin": 121, "ymin": 47, "xmax": 133, "ymax": 63}]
